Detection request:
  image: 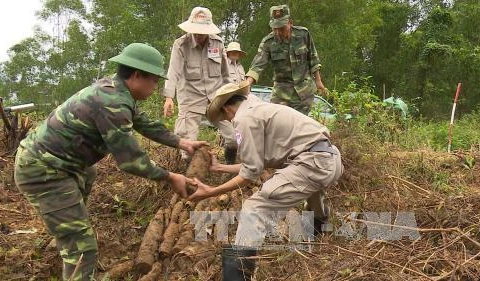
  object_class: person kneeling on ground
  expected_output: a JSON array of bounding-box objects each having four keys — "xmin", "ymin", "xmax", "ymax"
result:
[{"xmin": 188, "ymin": 81, "xmax": 343, "ymax": 281}]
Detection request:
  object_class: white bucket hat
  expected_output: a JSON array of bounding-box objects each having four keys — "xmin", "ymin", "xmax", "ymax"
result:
[
  {"xmin": 226, "ymin": 42, "xmax": 246, "ymax": 58},
  {"xmin": 178, "ymin": 7, "xmax": 221, "ymax": 35}
]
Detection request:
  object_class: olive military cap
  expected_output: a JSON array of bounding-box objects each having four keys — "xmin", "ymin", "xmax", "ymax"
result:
[
  {"xmin": 108, "ymin": 43, "xmax": 167, "ymax": 78},
  {"xmin": 269, "ymin": 4, "xmax": 291, "ymax": 28}
]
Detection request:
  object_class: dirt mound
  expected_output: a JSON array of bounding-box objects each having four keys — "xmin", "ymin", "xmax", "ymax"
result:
[{"xmin": 1, "ymin": 136, "xmax": 479, "ymax": 280}]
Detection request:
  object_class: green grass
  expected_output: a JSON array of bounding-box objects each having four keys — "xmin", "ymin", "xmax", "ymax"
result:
[
  {"xmin": 30, "ymin": 81, "xmax": 480, "ymax": 153},
  {"xmin": 198, "ymin": 125, "xmax": 219, "ymax": 144},
  {"xmin": 401, "ymin": 112, "xmax": 480, "ymax": 151}
]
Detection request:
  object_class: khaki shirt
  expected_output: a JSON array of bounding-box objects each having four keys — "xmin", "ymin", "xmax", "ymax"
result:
[
  {"xmin": 164, "ymin": 34, "xmax": 231, "ymax": 114},
  {"xmin": 228, "ymin": 58, "xmax": 245, "ymax": 84},
  {"xmin": 233, "ymin": 98, "xmax": 329, "ymax": 181}
]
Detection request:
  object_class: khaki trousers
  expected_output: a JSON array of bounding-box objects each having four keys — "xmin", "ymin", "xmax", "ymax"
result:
[
  {"xmin": 174, "ymin": 111, "xmax": 237, "ymax": 147},
  {"xmin": 235, "ymin": 148, "xmax": 343, "ymax": 247}
]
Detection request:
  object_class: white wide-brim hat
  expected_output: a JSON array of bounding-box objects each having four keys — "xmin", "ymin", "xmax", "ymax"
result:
[
  {"xmin": 178, "ymin": 7, "xmax": 221, "ymax": 35},
  {"xmin": 226, "ymin": 42, "xmax": 246, "ymax": 58},
  {"xmin": 206, "ymin": 81, "xmax": 250, "ymax": 122}
]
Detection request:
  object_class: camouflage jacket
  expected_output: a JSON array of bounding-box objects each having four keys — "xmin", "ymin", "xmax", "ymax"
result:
[
  {"xmin": 246, "ymin": 26, "xmax": 321, "ymax": 102},
  {"xmin": 20, "ymin": 77, "xmax": 179, "ymax": 181}
]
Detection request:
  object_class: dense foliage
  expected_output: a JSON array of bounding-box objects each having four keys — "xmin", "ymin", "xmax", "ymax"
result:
[{"xmin": 0, "ymin": 0, "xmax": 478, "ymax": 119}]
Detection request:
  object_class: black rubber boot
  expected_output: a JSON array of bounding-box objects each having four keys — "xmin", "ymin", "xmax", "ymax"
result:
[
  {"xmin": 222, "ymin": 246, "xmax": 256, "ymax": 281},
  {"xmin": 224, "ymin": 147, "xmax": 237, "ymax": 164},
  {"xmin": 313, "ymin": 217, "xmax": 331, "ymax": 236},
  {"xmin": 305, "ymin": 201, "xmax": 332, "ymax": 236}
]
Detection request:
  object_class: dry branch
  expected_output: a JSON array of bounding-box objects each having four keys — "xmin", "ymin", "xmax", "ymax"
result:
[{"xmin": 334, "ymin": 245, "xmax": 435, "ymax": 280}]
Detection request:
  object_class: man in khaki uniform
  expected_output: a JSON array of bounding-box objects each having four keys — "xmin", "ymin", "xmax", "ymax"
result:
[
  {"xmin": 163, "ymin": 7, "xmax": 237, "ymax": 163},
  {"xmin": 226, "ymin": 42, "xmax": 246, "ymax": 84},
  {"xmin": 189, "ymin": 82, "xmax": 343, "ymax": 281}
]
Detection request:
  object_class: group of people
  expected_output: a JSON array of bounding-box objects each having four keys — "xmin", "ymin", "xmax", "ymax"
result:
[
  {"xmin": 162, "ymin": 5, "xmax": 328, "ymax": 165},
  {"xmin": 14, "ymin": 4, "xmax": 342, "ymax": 281}
]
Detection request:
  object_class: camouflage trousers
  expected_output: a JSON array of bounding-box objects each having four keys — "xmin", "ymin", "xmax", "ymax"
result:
[
  {"xmin": 14, "ymin": 146, "xmax": 98, "ymax": 281},
  {"xmin": 270, "ymin": 93, "xmax": 314, "ymax": 115}
]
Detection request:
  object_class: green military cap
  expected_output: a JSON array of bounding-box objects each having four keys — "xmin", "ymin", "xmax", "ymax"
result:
[
  {"xmin": 269, "ymin": 4, "xmax": 290, "ymax": 28},
  {"xmin": 108, "ymin": 43, "xmax": 167, "ymax": 78}
]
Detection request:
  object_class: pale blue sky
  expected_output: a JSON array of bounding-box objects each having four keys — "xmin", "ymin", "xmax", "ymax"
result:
[{"xmin": 0, "ymin": 1, "xmax": 44, "ymax": 62}]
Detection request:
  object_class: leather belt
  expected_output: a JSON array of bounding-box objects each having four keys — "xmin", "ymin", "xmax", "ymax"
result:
[{"xmin": 309, "ymin": 139, "xmax": 338, "ymax": 155}]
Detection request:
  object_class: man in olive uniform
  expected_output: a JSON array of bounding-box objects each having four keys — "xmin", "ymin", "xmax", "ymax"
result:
[
  {"xmin": 14, "ymin": 43, "xmax": 206, "ymax": 281},
  {"xmin": 163, "ymin": 7, "xmax": 238, "ymax": 163},
  {"xmin": 226, "ymin": 42, "xmax": 246, "ymax": 84},
  {"xmin": 188, "ymin": 82, "xmax": 343, "ymax": 281},
  {"xmin": 246, "ymin": 4, "xmax": 327, "ymax": 115}
]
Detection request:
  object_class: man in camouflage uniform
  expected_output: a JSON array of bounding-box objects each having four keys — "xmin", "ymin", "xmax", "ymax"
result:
[
  {"xmin": 14, "ymin": 43, "xmax": 206, "ymax": 281},
  {"xmin": 246, "ymin": 4, "xmax": 327, "ymax": 115},
  {"xmin": 163, "ymin": 7, "xmax": 238, "ymax": 164}
]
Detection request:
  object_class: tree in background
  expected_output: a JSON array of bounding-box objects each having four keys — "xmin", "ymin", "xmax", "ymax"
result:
[
  {"xmin": 1, "ymin": 30, "xmax": 52, "ymax": 107},
  {"xmin": 0, "ymin": 0, "xmax": 478, "ymax": 119}
]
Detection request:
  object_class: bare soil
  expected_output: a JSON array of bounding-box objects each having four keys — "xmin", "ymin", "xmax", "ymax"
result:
[{"xmin": 1, "ymin": 134, "xmax": 479, "ymax": 281}]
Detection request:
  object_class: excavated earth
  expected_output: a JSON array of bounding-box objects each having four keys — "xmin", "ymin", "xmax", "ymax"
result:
[{"xmin": 1, "ymin": 130, "xmax": 480, "ymax": 280}]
